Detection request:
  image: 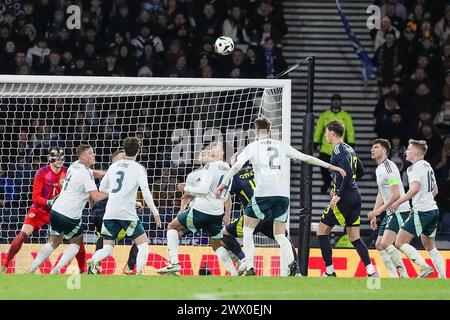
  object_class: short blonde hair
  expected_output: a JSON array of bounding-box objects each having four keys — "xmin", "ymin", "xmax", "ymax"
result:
[{"xmin": 409, "ymin": 139, "xmax": 428, "ymax": 155}]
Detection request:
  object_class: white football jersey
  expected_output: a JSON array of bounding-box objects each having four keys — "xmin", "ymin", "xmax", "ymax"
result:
[
  {"xmin": 406, "ymin": 160, "xmax": 438, "ymax": 211},
  {"xmin": 375, "ymin": 159, "xmax": 410, "ymax": 213},
  {"xmin": 184, "ymin": 160, "xmax": 230, "ymax": 216},
  {"xmin": 100, "ymin": 158, "xmax": 159, "ymax": 221},
  {"xmin": 185, "ymin": 168, "xmax": 203, "ymax": 208},
  {"xmin": 234, "ymin": 138, "xmax": 330, "ymax": 197},
  {"xmin": 52, "ymin": 160, "xmax": 97, "ymax": 219}
]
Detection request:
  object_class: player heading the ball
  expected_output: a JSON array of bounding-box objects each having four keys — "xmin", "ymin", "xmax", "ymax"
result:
[{"xmin": 216, "ymin": 116, "xmax": 346, "ymax": 276}]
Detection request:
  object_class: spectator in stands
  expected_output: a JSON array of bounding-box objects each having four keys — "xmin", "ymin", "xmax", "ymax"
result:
[
  {"xmin": 389, "ymin": 136, "xmax": 408, "ymax": 174},
  {"xmin": 407, "ymin": 3, "xmax": 432, "ymax": 29},
  {"xmin": 434, "ymin": 135, "xmax": 450, "ymax": 213},
  {"xmin": 374, "ymin": 16, "xmax": 400, "ymax": 51},
  {"xmin": 434, "ymin": 99, "xmax": 450, "ymax": 136},
  {"xmin": 398, "ymin": 22, "xmax": 419, "ymax": 76},
  {"xmin": 381, "ymin": 0, "xmax": 408, "ymax": 21},
  {"xmin": 116, "ymin": 45, "xmax": 136, "ymax": 77},
  {"xmin": 0, "ymin": 40, "xmax": 17, "ymax": 74},
  {"xmin": 374, "ymin": 29, "xmax": 402, "ymax": 89},
  {"xmin": 374, "ymin": 92, "xmax": 406, "ymax": 141},
  {"xmin": 102, "ymin": 52, "xmax": 120, "ymax": 76},
  {"xmin": 250, "ymin": 0, "xmax": 287, "ymax": 39},
  {"xmin": 416, "ymin": 123, "xmax": 443, "ymax": 166},
  {"xmin": 244, "ymin": 46, "xmax": 264, "ymax": 78},
  {"xmin": 313, "ymin": 93, "xmax": 355, "ymax": 194},
  {"xmin": 384, "ymin": 2, "xmax": 405, "ymax": 32},
  {"xmin": 260, "ymin": 37, "xmax": 287, "ymax": 79},
  {"xmin": 26, "ymin": 37, "xmax": 50, "ymax": 74},
  {"xmin": 137, "ymin": 66, "xmax": 153, "ymax": 77},
  {"xmin": 409, "ymin": 81, "xmax": 439, "ymax": 116},
  {"xmin": 222, "ymin": 5, "xmax": 251, "ymax": 52},
  {"xmin": 18, "ymin": 23, "xmax": 37, "ymax": 52},
  {"xmin": 442, "ymin": 69, "xmax": 450, "ymax": 101},
  {"xmin": 196, "ymin": 3, "xmax": 221, "ymax": 39},
  {"xmin": 132, "ymin": 24, "xmax": 164, "ymax": 59},
  {"xmin": 0, "ymin": 166, "xmax": 19, "ymax": 206},
  {"xmin": 434, "ymin": 5, "xmax": 450, "ymax": 46}
]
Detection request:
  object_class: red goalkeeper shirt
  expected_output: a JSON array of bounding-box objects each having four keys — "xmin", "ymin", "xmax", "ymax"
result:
[{"xmin": 30, "ymin": 164, "xmax": 67, "ymax": 212}]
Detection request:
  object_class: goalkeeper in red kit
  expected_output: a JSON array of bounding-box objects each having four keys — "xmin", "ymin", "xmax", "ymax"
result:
[{"xmin": 0, "ymin": 147, "xmax": 86, "ymax": 273}]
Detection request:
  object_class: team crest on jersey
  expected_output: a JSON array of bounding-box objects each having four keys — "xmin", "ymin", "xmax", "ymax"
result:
[
  {"xmin": 53, "ymin": 183, "xmax": 59, "ymax": 187},
  {"xmin": 28, "ymin": 213, "xmax": 35, "ymax": 218}
]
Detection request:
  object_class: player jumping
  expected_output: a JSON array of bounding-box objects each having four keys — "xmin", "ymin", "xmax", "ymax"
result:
[
  {"xmin": 367, "ymin": 139, "xmax": 409, "ymax": 278},
  {"xmin": 386, "ymin": 140, "xmax": 446, "ymax": 278},
  {"xmin": 157, "ymin": 143, "xmax": 238, "ymax": 276},
  {"xmin": 216, "ymin": 116, "xmax": 346, "ymax": 276},
  {"xmin": 222, "ymin": 152, "xmax": 301, "ymax": 276},
  {"xmin": 0, "ymin": 147, "xmax": 85, "ymax": 274},
  {"xmin": 317, "ymin": 120, "xmax": 377, "ymax": 277}
]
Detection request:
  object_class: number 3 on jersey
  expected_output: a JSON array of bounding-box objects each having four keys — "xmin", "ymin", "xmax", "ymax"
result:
[{"xmin": 112, "ymin": 171, "xmax": 125, "ymax": 193}]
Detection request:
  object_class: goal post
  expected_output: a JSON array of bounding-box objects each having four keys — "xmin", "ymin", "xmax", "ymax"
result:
[{"xmin": 0, "ymin": 75, "xmax": 294, "ymax": 276}]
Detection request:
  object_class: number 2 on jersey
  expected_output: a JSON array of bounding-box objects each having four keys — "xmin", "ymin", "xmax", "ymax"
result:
[
  {"xmin": 267, "ymin": 147, "xmax": 281, "ymax": 170},
  {"xmin": 112, "ymin": 171, "xmax": 125, "ymax": 193}
]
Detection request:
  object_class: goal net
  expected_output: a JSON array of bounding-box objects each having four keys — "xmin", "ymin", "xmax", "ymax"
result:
[{"xmin": 0, "ymin": 76, "xmax": 291, "ymax": 276}]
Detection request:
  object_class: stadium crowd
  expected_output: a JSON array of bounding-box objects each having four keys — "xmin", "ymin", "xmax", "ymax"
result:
[
  {"xmin": 0, "ymin": 0, "xmax": 286, "ymax": 241},
  {"xmin": 371, "ymin": 0, "xmax": 450, "ymax": 219},
  {"xmin": 0, "ymin": 0, "xmax": 287, "ymax": 78}
]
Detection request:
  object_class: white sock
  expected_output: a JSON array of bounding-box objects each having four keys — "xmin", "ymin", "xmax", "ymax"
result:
[
  {"xmin": 400, "ymin": 243, "xmax": 428, "ymax": 269},
  {"xmin": 136, "ymin": 242, "xmax": 149, "ymax": 274},
  {"xmin": 29, "ymin": 243, "xmax": 55, "ymax": 273},
  {"xmin": 215, "ymin": 246, "xmax": 238, "ymax": 276},
  {"xmin": 366, "ymin": 263, "xmax": 375, "ymax": 275},
  {"xmin": 92, "ymin": 244, "xmax": 114, "ymax": 265},
  {"xmin": 379, "ymin": 249, "xmax": 398, "ymax": 278},
  {"xmin": 326, "ymin": 265, "xmax": 335, "ymax": 274},
  {"xmin": 167, "ymin": 229, "xmax": 180, "ymax": 264},
  {"xmin": 52, "ymin": 244, "xmax": 80, "ymax": 273},
  {"xmin": 274, "ymin": 234, "xmax": 294, "ymax": 277},
  {"xmin": 429, "ymin": 247, "xmax": 446, "ymax": 278},
  {"xmin": 385, "ymin": 244, "xmax": 408, "ymax": 277},
  {"xmin": 243, "ymin": 226, "xmax": 255, "ymax": 270}
]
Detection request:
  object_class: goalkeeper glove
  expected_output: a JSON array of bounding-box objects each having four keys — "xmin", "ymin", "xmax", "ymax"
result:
[{"xmin": 46, "ymin": 195, "xmax": 59, "ymax": 207}]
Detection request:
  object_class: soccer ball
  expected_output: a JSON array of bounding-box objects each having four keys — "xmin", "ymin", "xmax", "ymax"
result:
[{"xmin": 215, "ymin": 36, "xmax": 234, "ymax": 55}]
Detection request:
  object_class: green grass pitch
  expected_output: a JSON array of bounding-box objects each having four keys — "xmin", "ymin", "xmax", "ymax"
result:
[{"xmin": 0, "ymin": 275, "xmax": 449, "ymax": 300}]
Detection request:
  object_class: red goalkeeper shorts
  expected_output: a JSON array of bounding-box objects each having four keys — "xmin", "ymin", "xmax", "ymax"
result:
[{"xmin": 23, "ymin": 208, "xmax": 50, "ymax": 231}]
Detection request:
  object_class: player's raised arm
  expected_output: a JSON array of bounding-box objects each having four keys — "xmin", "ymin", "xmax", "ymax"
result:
[
  {"xmin": 137, "ymin": 166, "xmax": 161, "ymax": 228},
  {"xmin": 286, "ymin": 144, "xmax": 346, "ymax": 177},
  {"xmin": 215, "ymin": 146, "xmax": 251, "ymax": 198},
  {"xmin": 184, "ymin": 163, "xmax": 219, "ymax": 195}
]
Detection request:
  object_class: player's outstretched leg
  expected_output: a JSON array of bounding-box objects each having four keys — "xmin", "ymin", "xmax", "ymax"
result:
[
  {"xmin": 395, "ymin": 230, "xmax": 433, "ymax": 278},
  {"xmin": 88, "ymin": 243, "xmax": 114, "ymax": 274},
  {"xmin": 157, "ymin": 221, "xmax": 182, "ymax": 274},
  {"xmin": 211, "ymin": 239, "xmax": 238, "ymax": 276},
  {"xmin": 1, "ymin": 226, "xmax": 33, "ymax": 272},
  {"xmin": 29, "ymin": 235, "xmax": 62, "ymax": 274},
  {"xmin": 51, "ymin": 244, "xmax": 80, "ymax": 274}
]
